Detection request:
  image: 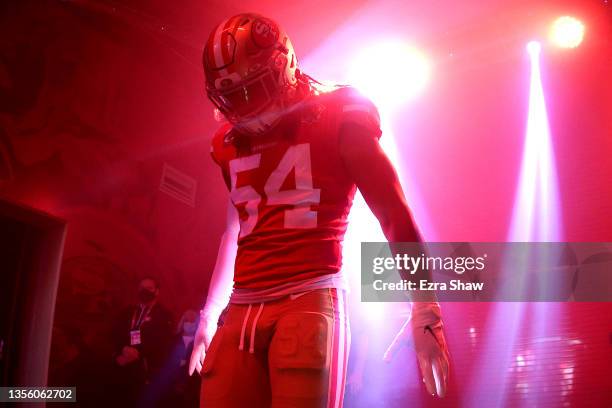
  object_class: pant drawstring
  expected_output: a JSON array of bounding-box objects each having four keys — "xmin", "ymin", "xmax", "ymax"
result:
[
  {"xmin": 249, "ymin": 303, "xmax": 265, "ymax": 354},
  {"xmin": 238, "ymin": 304, "xmax": 252, "ymax": 351}
]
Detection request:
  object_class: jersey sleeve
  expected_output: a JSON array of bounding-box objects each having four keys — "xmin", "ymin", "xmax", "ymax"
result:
[{"xmin": 335, "ymin": 86, "xmax": 382, "ymax": 140}]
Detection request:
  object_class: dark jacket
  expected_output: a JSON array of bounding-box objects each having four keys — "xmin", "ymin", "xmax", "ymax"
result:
[{"xmin": 112, "ymin": 302, "xmax": 174, "ymax": 379}]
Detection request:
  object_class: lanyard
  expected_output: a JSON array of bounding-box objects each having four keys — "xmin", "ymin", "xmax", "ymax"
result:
[{"xmin": 131, "ymin": 304, "xmax": 152, "ymax": 330}]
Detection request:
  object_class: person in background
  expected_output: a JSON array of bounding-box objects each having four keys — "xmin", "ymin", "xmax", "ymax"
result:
[
  {"xmin": 167, "ymin": 309, "xmax": 201, "ymax": 407},
  {"xmin": 176, "ymin": 309, "xmax": 199, "ymax": 369},
  {"xmin": 111, "ymin": 276, "xmax": 174, "ymax": 407}
]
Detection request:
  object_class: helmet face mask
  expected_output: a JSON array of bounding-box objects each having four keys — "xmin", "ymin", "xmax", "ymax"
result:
[
  {"xmin": 203, "ymin": 14, "xmax": 298, "ymax": 136},
  {"xmin": 207, "ymin": 66, "xmax": 280, "ymax": 122}
]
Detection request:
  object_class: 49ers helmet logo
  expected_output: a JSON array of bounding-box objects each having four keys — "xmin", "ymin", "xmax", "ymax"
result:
[{"xmin": 251, "ymin": 18, "xmax": 279, "ymax": 48}]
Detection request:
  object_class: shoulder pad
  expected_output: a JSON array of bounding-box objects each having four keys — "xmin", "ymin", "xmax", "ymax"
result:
[
  {"xmin": 210, "ymin": 123, "xmax": 234, "ymax": 166},
  {"xmin": 331, "ymin": 86, "xmax": 382, "ymax": 139}
]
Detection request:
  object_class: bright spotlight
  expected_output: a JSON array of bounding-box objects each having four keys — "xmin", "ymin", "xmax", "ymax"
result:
[
  {"xmin": 526, "ymin": 41, "xmax": 541, "ymax": 56},
  {"xmin": 348, "ymin": 41, "xmax": 430, "ymax": 111},
  {"xmin": 510, "ymin": 33, "xmax": 562, "ymax": 242},
  {"xmin": 550, "ymin": 16, "xmax": 585, "ymax": 48}
]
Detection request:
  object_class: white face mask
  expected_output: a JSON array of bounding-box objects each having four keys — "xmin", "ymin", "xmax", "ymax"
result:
[{"xmin": 183, "ymin": 322, "xmax": 197, "ymax": 336}]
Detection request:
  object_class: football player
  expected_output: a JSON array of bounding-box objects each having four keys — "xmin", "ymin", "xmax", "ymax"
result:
[{"xmin": 189, "ymin": 13, "xmax": 450, "ymax": 407}]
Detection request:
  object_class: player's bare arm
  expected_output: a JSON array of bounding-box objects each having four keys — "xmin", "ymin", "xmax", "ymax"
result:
[
  {"xmin": 338, "ymin": 122, "xmax": 420, "ymax": 243},
  {"xmin": 338, "ymin": 122, "xmax": 451, "ymax": 397}
]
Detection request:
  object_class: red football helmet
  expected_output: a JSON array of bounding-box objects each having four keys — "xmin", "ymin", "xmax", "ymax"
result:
[{"xmin": 203, "ymin": 13, "xmax": 299, "ymax": 135}]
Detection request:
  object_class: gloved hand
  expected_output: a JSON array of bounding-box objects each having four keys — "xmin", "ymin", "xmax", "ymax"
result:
[
  {"xmin": 188, "ymin": 305, "xmax": 223, "ymax": 376},
  {"xmin": 383, "ymin": 302, "xmax": 450, "ymax": 397}
]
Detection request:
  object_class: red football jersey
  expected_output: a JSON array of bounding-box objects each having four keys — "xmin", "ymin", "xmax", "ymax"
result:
[{"xmin": 211, "ymin": 86, "xmax": 381, "ymax": 289}]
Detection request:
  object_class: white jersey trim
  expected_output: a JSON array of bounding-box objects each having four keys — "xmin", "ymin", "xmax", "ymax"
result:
[{"xmin": 230, "ymin": 270, "xmax": 348, "ymax": 304}]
